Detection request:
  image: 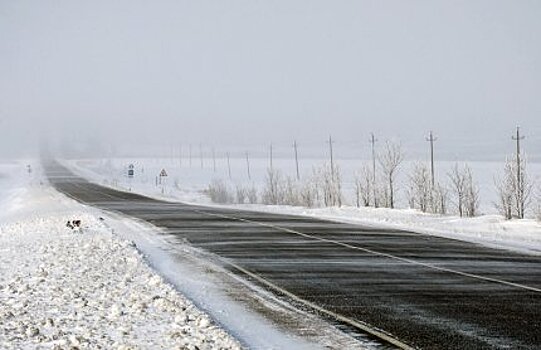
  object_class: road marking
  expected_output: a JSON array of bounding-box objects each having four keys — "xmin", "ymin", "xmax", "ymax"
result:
[
  {"xmin": 223, "ymin": 258, "xmax": 416, "ymax": 350},
  {"xmin": 195, "ymin": 209, "xmax": 541, "ymax": 294}
]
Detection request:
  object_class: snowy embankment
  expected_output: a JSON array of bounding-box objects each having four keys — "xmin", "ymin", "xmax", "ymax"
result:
[
  {"xmin": 0, "ymin": 162, "xmax": 241, "ymax": 349},
  {"xmin": 67, "ymin": 158, "xmax": 541, "ymax": 256}
]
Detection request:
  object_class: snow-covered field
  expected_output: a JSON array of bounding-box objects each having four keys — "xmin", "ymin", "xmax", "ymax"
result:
[
  {"xmin": 67, "ymin": 157, "xmax": 541, "ymax": 255},
  {"xmin": 0, "ymin": 161, "xmax": 241, "ymax": 349}
]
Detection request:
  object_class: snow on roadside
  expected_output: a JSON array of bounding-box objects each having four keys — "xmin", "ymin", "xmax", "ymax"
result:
[{"xmin": 0, "ymin": 163, "xmax": 241, "ymax": 350}]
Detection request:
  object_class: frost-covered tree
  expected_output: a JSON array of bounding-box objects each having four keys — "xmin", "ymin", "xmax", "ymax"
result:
[
  {"xmin": 494, "ymin": 156, "xmax": 532, "ymax": 219},
  {"xmin": 319, "ymin": 163, "xmax": 342, "ymax": 207},
  {"xmin": 284, "ymin": 176, "xmax": 301, "ymax": 206},
  {"xmin": 408, "ymin": 162, "xmax": 449, "ymax": 215},
  {"xmin": 408, "ymin": 162, "xmax": 431, "ymax": 212},
  {"xmin": 262, "ymin": 168, "xmax": 285, "ymax": 205},
  {"xmin": 431, "ymin": 182, "xmax": 449, "ymax": 215},
  {"xmin": 378, "ymin": 141, "xmax": 404, "ymax": 209},
  {"xmin": 354, "ymin": 165, "xmax": 373, "ymax": 207},
  {"xmin": 494, "ymin": 159, "xmax": 514, "ymax": 220},
  {"xmin": 448, "ymin": 163, "xmax": 480, "ymax": 217},
  {"xmin": 463, "ymin": 165, "xmax": 480, "ymax": 217},
  {"xmin": 299, "ymin": 179, "xmax": 317, "ymax": 208},
  {"xmin": 246, "ymin": 185, "xmax": 258, "ymax": 204},
  {"xmin": 235, "ymin": 185, "xmax": 247, "ymax": 204}
]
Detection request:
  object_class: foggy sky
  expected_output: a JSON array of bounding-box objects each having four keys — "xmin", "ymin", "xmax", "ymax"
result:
[{"xmin": 1, "ymin": 1, "xmax": 541, "ymax": 160}]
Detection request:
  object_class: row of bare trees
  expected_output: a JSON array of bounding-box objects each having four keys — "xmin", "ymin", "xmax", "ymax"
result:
[
  {"xmin": 206, "ymin": 140, "xmax": 539, "ymax": 220},
  {"xmin": 353, "ymin": 141, "xmax": 479, "ymax": 218}
]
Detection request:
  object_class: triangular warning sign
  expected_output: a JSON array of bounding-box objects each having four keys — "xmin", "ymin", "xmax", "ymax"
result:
[{"xmin": 159, "ymin": 168, "xmax": 168, "ymax": 177}]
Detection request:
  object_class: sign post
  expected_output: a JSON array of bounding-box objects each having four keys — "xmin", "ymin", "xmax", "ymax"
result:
[
  {"xmin": 159, "ymin": 168, "xmax": 168, "ymax": 194},
  {"xmin": 127, "ymin": 164, "xmax": 135, "ymax": 191}
]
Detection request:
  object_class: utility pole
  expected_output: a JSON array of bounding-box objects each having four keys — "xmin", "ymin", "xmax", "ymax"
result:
[
  {"xmin": 199, "ymin": 144, "xmax": 203, "ymax": 169},
  {"xmin": 426, "ymin": 131, "xmax": 437, "ymax": 188},
  {"xmin": 327, "ymin": 135, "xmax": 335, "ymax": 180},
  {"xmin": 189, "ymin": 144, "xmax": 192, "ymax": 167},
  {"xmin": 226, "ymin": 152, "xmax": 232, "ymax": 179},
  {"xmin": 245, "ymin": 152, "xmax": 251, "ymax": 180},
  {"xmin": 293, "ymin": 140, "xmax": 300, "ymax": 180},
  {"xmin": 369, "ymin": 133, "xmax": 378, "ymax": 207},
  {"xmin": 269, "ymin": 143, "xmax": 274, "ymax": 171},
  {"xmin": 212, "ymin": 147, "xmax": 216, "ymax": 172},
  {"xmin": 512, "ymin": 126, "xmax": 525, "ymax": 218}
]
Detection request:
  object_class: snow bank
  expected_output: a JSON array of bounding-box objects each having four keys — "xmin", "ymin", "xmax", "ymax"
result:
[{"xmin": 0, "ymin": 162, "xmax": 241, "ymax": 350}]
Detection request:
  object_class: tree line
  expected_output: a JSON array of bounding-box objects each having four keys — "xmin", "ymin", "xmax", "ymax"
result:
[{"xmin": 206, "ymin": 131, "xmax": 540, "ymax": 221}]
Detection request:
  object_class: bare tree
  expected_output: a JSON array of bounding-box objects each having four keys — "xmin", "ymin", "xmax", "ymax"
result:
[
  {"xmin": 235, "ymin": 185, "xmax": 247, "ymax": 204},
  {"xmin": 495, "ymin": 155, "xmax": 533, "ymax": 219},
  {"xmin": 431, "ymin": 182, "xmax": 449, "ymax": 215},
  {"xmin": 378, "ymin": 141, "xmax": 404, "ymax": 209},
  {"xmin": 408, "ymin": 162, "xmax": 431, "ymax": 212},
  {"xmin": 299, "ymin": 179, "xmax": 317, "ymax": 208},
  {"xmin": 320, "ymin": 163, "xmax": 342, "ymax": 207},
  {"xmin": 494, "ymin": 158, "xmax": 517, "ymax": 219},
  {"xmin": 448, "ymin": 163, "xmax": 480, "ymax": 217},
  {"xmin": 463, "ymin": 165, "xmax": 480, "ymax": 217},
  {"xmin": 262, "ymin": 168, "xmax": 285, "ymax": 205},
  {"xmin": 246, "ymin": 186, "xmax": 258, "ymax": 204},
  {"xmin": 284, "ymin": 176, "xmax": 301, "ymax": 206},
  {"xmin": 354, "ymin": 164, "xmax": 373, "ymax": 207},
  {"xmin": 514, "ymin": 155, "xmax": 533, "ymax": 219},
  {"xmin": 448, "ymin": 163, "xmax": 467, "ymax": 217}
]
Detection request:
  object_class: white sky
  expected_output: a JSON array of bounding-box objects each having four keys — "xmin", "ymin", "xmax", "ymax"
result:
[{"xmin": 1, "ymin": 1, "xmax": 540, "ymax": 159}]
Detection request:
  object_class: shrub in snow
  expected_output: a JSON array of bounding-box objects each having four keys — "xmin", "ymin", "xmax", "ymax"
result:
[
  {"xmin": 315, "ymin": 163, "xmax": 342, "ymax": 207},
  {"xmin": 235, "ymin": 185, "xmax": 247, "ymax": 204},
  {"xmin": 207, "ymin": 179, "xmax": 233, "ymax": 204},
  {"xmin": 246, "ymin": 186, "xmax": 258, "ymax": 204},
  {"xmin": 283, "ymin": 176, "xmax": 302, "ymax": 206},
  {"xmin": 298, "ymin": 183, "xmax": 315, "ymax": 208},
  {"xmin": 354, "ymin": 165, "xmax": 373, "ymax": 207},
  {"xmin": 262, "ymin": 168, "xmax": 285, "ymax": 205}
]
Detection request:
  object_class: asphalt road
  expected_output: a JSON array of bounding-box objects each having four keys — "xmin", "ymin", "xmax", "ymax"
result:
[{"xmin": 45, "ymin": 162, "xmax": 541, "ymax": 350}]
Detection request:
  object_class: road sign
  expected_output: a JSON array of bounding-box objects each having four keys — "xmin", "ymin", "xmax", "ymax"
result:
[
  {"xmin": 159, "ymin": 168, "xmax": 168, "ymax": 177},
  {"xmin": 128, "ymin": 164, "xmax": 135, "ymax": 178}
]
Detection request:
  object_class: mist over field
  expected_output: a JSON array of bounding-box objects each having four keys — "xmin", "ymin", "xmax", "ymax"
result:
[{"xmin": 1, "ymin": 1, "xmax": 541, "ymax": 161}]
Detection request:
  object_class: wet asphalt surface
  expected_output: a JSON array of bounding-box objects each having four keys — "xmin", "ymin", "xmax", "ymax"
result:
[{"xmin": 45, "ymin": 163, "xmax": 541, "ymax": 350}]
